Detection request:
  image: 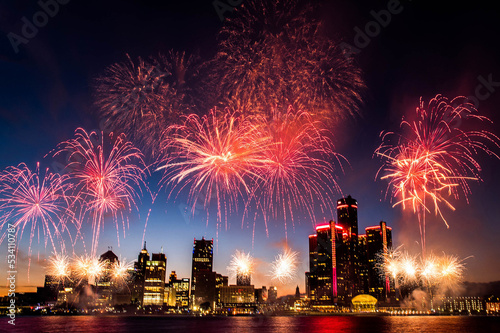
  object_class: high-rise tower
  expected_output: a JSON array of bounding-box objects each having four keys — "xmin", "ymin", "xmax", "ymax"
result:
[
  {"xmin": 191, "ymin": 237, "xmax": 214, "ymax": 307},
  {"xmin": 337, "ymin": 195, "xmax": 362, "ymax": 300}
]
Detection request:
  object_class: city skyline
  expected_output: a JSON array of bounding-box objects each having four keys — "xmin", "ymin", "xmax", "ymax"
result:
[{"xmin": 1, "ymin": 0, "xmax": 500, "ymax": 302}]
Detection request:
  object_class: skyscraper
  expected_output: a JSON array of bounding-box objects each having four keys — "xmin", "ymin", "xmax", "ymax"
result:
[
  {"xmin": 191, "ymin": 237, "xmax": 213, "ymax": 307},
  {"xmin": 337, "ymin": 195, "xmax": 362, "ymax": 300},
  {"xmin": 96, "ymin": 249, "xmax": 119, "ymax": 306},
  {"xmin": 365, "ymin": 221, "xmax": 393, "ymax": 302},
  {"xmin": 314, "ymin": 222, "xmax": 334, "ymax": 304},
  {"xmin": 132, "ymin": 242, "xmax": 149, "ymax": 305},
  {"xmin": 143, "ymin": 252, "xmax": 167, "ymax": 306},
  {"xmin": 306, "ymin": 196, "xmax": 396, "ymax": 307}
]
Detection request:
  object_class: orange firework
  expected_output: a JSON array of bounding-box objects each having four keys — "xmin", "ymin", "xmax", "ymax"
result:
[
  {"xmin": 376, "ymin": 95, "xmax": 499, "ymax": 253},
  {"xmin": 72, "ymin": 254, "xmax": 105, "ymax": 285},
  {"xmin": 111, "ymin": 258, "xmax": 133, "ymax": 288},
  {"xmin": 48, "ymin": 252, "xmax": 71, "ymax": 284},
  {"xmin": 227, "ymin": 250, "xmax": 254, "ymax": 280},
  {"xmin": 54, "ymin": 128, "xmax": 148, "ymax": 257},
  {"xmin": 381, "ymin": 249, "xmax": 466, "ymax": 294}
]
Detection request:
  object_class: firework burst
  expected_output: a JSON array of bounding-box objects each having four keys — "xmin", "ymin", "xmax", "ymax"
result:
[
  {"xmin": 227, "ymin": 250, "xmax": 254, "ymax": 281},
  {"xmin": 251, "ymin": 107, "xmax": 343, "ymax": 236},
  {"xmin": 48, "ymin": 252, "xmax": 71, "ymax": 284},
  {"xmin": 94, "ymin": 52, "xmax": 198, "ymax": 156},
  {"xmin": 111, "ymin": 258, "xmax": 133, "ymax": 288},
  {"xmin": 212, "ymin": 0, "xmax": 364, "ymax": 120},
  {"xmin": 157, "ymin": 109, "xmax": 267, "ymax": 231},
  {"xmin": 270, "ymin": 248, "xmax": 299, "ymax": 283},
  {"xmin": 72, "ymin": 254, "xmax": 105, "ymax": 285},
  {"xmin": 381, "ymin": 249, "xmax": 467, "ymax": 295},
  {"xmin": 54, "ymin": 128, "xmax": 148, "ymax": 257},
  {"xmin": 376, "ymin": 94, "xmax": 500, "ymax": 253},
  {"xmin": 0, "ymin": 163, "xmax": 72, "ymax": 255}
]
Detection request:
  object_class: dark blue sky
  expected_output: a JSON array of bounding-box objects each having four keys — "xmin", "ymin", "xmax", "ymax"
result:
[{"xmin": 1, "ymin": 0, "xmax": 500, "ymax": 295}]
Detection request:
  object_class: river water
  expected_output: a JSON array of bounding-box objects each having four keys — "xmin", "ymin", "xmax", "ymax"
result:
[{"xmin": 2, "ymin": 315, "xmax": 500, "ymax": 332}]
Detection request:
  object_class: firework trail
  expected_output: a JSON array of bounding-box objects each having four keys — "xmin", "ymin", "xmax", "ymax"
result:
[
  {"xmin": 250, "ymin": 107, "xmax": 343, "ymax": 237},
  {"xmin": 227, "ymin": 250, "xmax": 254, "ymax": 281},
  {"xmin": 54, "ymin": 128, "xmax": 148, "ymax": 257},
  {"xmin": 0, "ymin": 163, "xmax": 73, "ymax": 256},
  {"xmin": 376, "ymin": 95, "xmax": 500, "ymax": 254},
  {"xmin": 212, "ymin": 0, "xmax": 364, "ymax": 121},
  {"xmin": 48, "ymin": 252, "xmax": 71, "ymax": 284},
  {"xmin": 157, "ymin": 109, "xmax": 268, "ymax": 232},
  {"xmin": 270, "ymin": 248, "xmax": 299, "ymax": 283}
]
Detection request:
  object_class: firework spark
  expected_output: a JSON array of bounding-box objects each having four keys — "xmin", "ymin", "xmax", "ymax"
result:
[
  {"xmin": 157, "ymin": 110, "xmax": 267, "ymax": 231},
  {"xmin": 0, "ymin": 163, "xmax": 72, "ymax": 255},
  {"xmin": 376, "ymin": 95, "xmax": 500, "ymax": 252},
  {"xmin": 54, "ymin": 128, "xmax": 148, "ymax": 257},
  {"xmin": 270, "ymin": 248, "xmax": 299, "ymax": 283},
  {"xmin": 48, "ymin": 252, "xmax": 71, "ymax": 284},
  {"xmin": 94, "ymin": 52, "xmax": 198, "ymax": 156},
  {"xmin": 227, "ymin": 250, "xmax": 254, "ymax": 281},
  {"xmin": 111, "ymin": 259, "xmax": 133, "ymax": 287},
  {"xmin": 73, "ymin": 254, "xmax": 105, "ymax": 285},
  {"xmin": 381, "ymin": 249, "xmax": 466, "ymax": 294},
  {"xmin": 212, "ymin": 0, "xmax": 364, "ymax": 121},
  {"xmin": 251, "ymin": 107, "xmax": 343, "ymax": 236}
]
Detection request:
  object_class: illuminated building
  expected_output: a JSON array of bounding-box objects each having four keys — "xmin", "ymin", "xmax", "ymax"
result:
[
  {"xmin": 255, "ymin": 286, "xmax": 268, "ymax": 303},
  {"xmin": 365, "ymin": 221, "xmax": 394, "ymax": 302},
  {"xmin": 219, "ymin": 285, "xmax": 257, "ymax": 314},
  {"xmin": 132, "ymin": 242, "xmax": 149, "ymax": 305},
  {"xmin": 57, "ymin": 287, "xmax": 78, "ymax": 306},
  {"xmin": 164, "ymin": 285, "xmax": 177, "ymax": 307},
  {"xmin": 215, "ymin": 273, "xmax": 229, "ymax": 306},
  {"xmin": 219, "ymin": 285, "xmax": 255, "ymax": 304},
  {"xmin": 191, "ymin": 237, "xmax": 213, "ymax": 307},
  {"xmin": 143, "ymin": 251, "xmax": 167, "ymax": 306},
  {"xmin": 351, "ymin": 294, "xmax": 377, "ymax": 312},
  {"xmin": 236, "ymin": 272, "xmax": 251, "ymax": 286},
  {"xmin": 486, "ymin": 296, "xmax": 500, "ymax": 313},
  {"xmin": 358, "ymin": 235, "xmax": 369, "ymax": 294},
  {"xmin": 314, "ymin": 221, "xmax": 335, "ymax": 304},
  {"xmin": 268, "ymin": 286, "xmax": 278, "ymax": 303},
  {"xmin": 438, "ymin": 296, "xmax": 485, "ymax": 313},
  {"xmin": 336, "ymin": 195, "xmax": 362, "ymax": 300},
  {"xmin": 306, "ymin": 196, "xmax": 396, "ymax": 307},
  {"xmin": 171, "ymin": 277, "xmax": 190, "ymax": 308}
]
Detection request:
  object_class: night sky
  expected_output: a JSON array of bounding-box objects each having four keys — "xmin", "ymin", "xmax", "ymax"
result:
[{"xmin": 1, "ymin": 0, "xmax": 500, "ymax": 296}]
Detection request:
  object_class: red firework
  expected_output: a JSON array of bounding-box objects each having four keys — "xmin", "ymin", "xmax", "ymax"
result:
[
  {"xmin": 54, "ymin": 128, "xmax": 148, "ymax": 257},
  {"xmin": 0, "ymin": 163, "xmax": 72, "ymax": 255},
  {"xmin": 251, "ymin": 107, "xmax": 344, "ymax": 237},
  {"xmin": 376, "ymin": 94, "xmax": 500, "ymax": 253},
  {"xmin": 212, "ymin": 0, "xmax": 364, "ymax": 121},
  {"xmin": 157, "ymin": 109, "xmax": 267, "ymax": 231}
]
